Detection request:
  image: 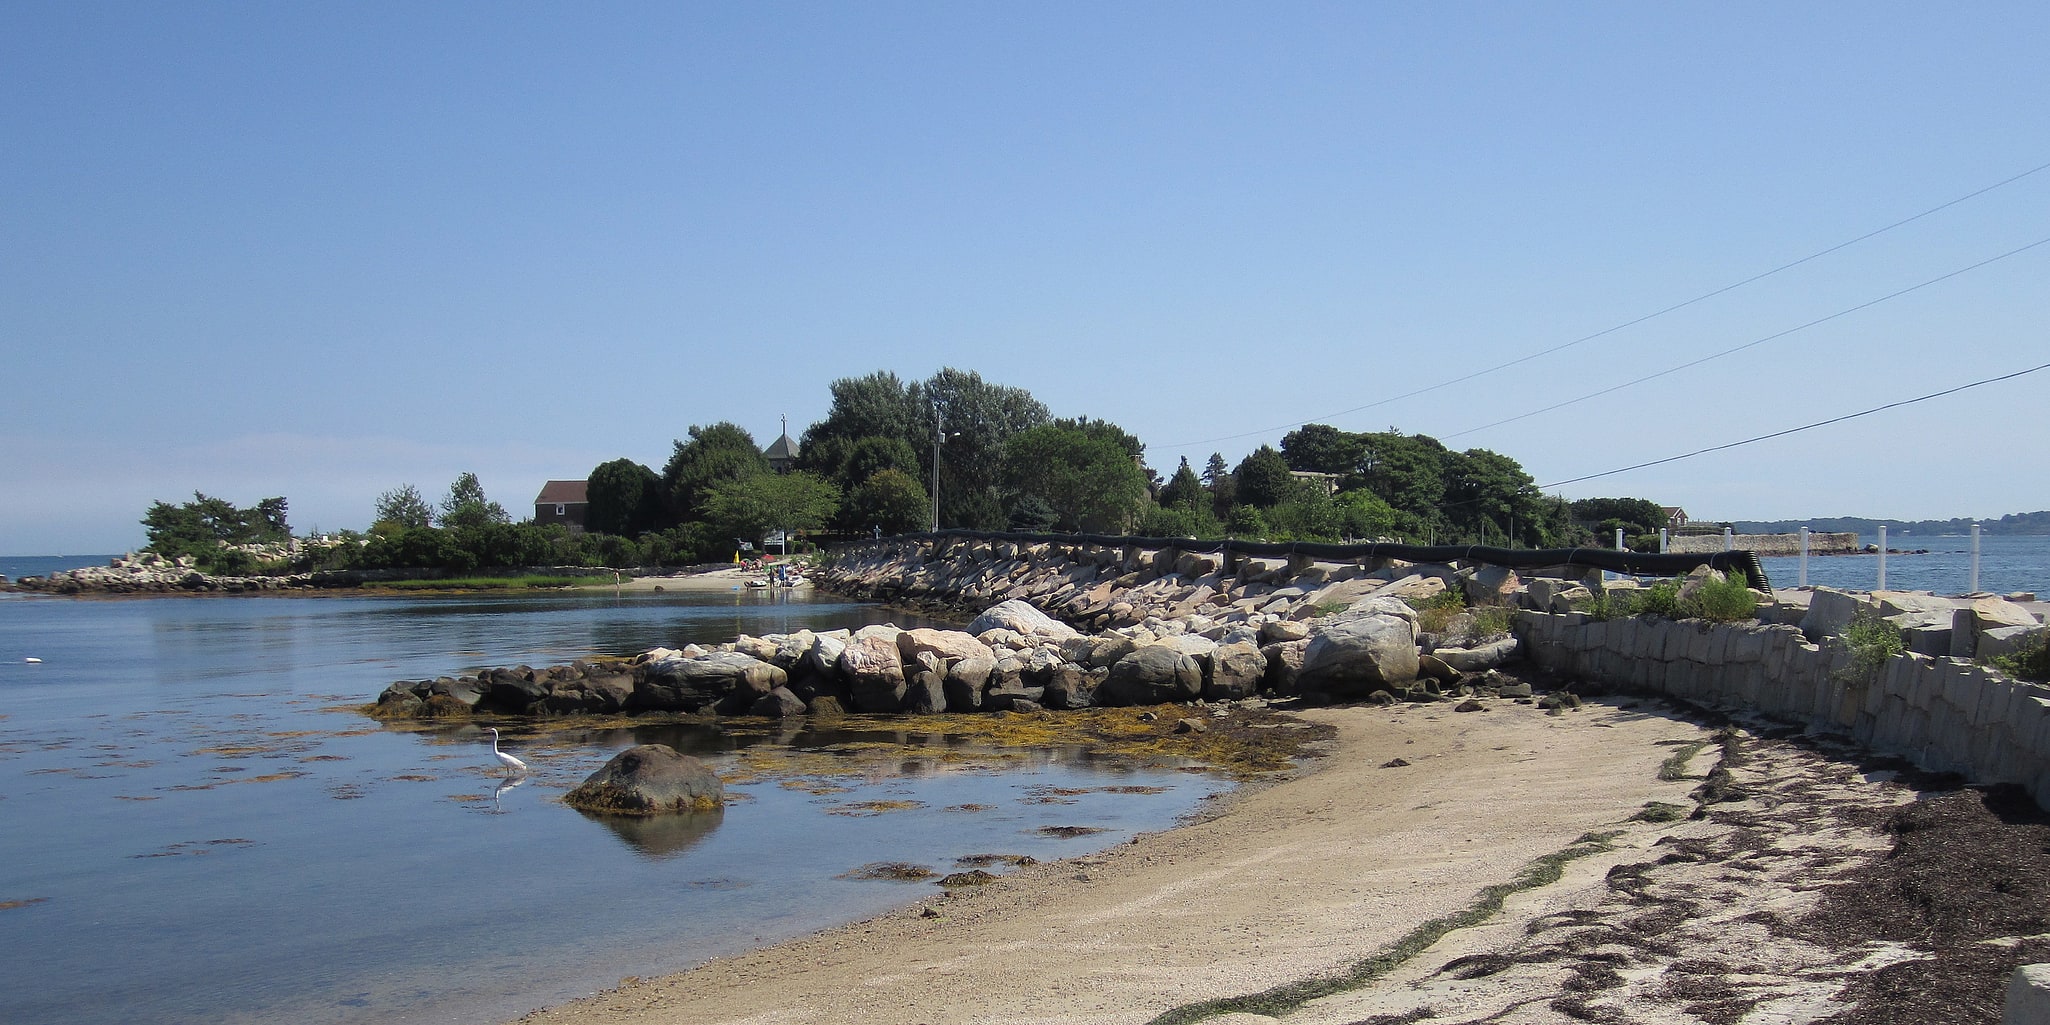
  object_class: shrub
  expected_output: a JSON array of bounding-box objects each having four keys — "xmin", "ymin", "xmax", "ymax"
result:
[
  {"xmin": 1413, "ymin": 590, "xmax": 1468, "ymax": 634},
  {"xmin": 1634, "ymin": 579, "xmax": 1683, "ymax": 618},
  {"xmin": 1470, "ymin": 605, "xmax": 1514, "ymax": 638},
  {"xmin": 1573, "ymin": 589, "xmax": 1630, "ymax": 622},
  {"xmin": 1989, "ymin": 630, "xmax": 2050, "ymax": 683},
  {"xmin": 1836, "ymin": 613, "xmax": 1905, "ymax": 685},
  {"xmin": 1682, "ymin": 571, "xmax": 1758, "ymax": 623}
]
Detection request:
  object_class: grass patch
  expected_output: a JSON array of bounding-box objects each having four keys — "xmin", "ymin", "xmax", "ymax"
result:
[
  {"xmin": 382, "ymin": 576, "xmax": 583, "ymax": 591},
  {"xmin": 1147, "ymin": 831, "xmax": 1624, "ymax": 1025}
]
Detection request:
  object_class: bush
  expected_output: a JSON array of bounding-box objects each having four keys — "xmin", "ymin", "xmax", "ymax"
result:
[
  {"xmin": 1573, "ymin": 589, "xmax": 1631, "ymax": 622},
  {"xmin": 1634, "ymin": 580, "xmax": 1683, "ymax": 618},
  {"xmin": 1989, "ymin": 630, "xmax": 2050, "ymax": 683},
  {"xmin": 1470, "ymin": 605, "xmax": 1513, "ymax": 638},
  {"xmin": 1836, "ymin": 613, "xmax": 1905, "ymax": 685},
  {"xmin": 1682, "ymin": 571, "xmax": 1758, "ymax": 623}
]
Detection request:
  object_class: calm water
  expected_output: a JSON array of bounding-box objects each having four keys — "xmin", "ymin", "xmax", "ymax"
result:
[
  {"xmin": 1754, "ymin": 532, "xmax": 2050, "ymax": 596},
  {"xmin": 0, "ymin": 590, "xmax": 1225, "ymax": 1025}
]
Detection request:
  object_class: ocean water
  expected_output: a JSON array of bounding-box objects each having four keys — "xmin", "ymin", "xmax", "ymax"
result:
[
  {"xmin": 1753, "ymin": 532, "xmax": 2050, "ymax": 597},
  {"xmin": 0, "ymin": 554, "xmax": 122, "ymax": 581},
  {"xmin": 0, "ymin": 591, "xmax": 1225, "ymax": 1025}
]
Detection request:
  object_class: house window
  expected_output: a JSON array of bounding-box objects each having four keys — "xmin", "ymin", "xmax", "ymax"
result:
[{"xmin": 555, "ymin": 504, "xmax": 567, "ymax": 516}]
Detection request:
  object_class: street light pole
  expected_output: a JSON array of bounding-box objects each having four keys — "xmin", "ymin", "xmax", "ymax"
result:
[{"xmin": 931, "ymin": 405, "xmax": 958, "ymax": 533}]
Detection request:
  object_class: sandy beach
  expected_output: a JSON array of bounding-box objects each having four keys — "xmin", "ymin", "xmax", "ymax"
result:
[
  {"xmin": 506, "ymin": 697, "xmax": 1714, "ymax": 1024},
  {"xmin": 591, "ymin": 567, "xmax": 789, "ymax": 593},
  {"xmin": 504, "ymin": 688, "xmax": 2050, "ymax": 1025}
]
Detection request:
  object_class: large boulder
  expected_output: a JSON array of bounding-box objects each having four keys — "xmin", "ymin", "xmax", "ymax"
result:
[
  {"xmin": 1297, "ymin": 614, "xmax": 1419, "ymax": 695},
  {"xmin": 838, "ymin": 632, "xmax": 907, "ymax": 712},
  {"xmin": 1433, "ymin": 636, "xmax": 1520, "ymax": 673},
  {"xmin": 1800, "ymin": 587, "xmax": 1874, "ymax": 641},
  {"xmin": 968, "ymin": 599, "xmax": 1079, "ymax": 641},
  {"xmin": 563, "ymin": 745, "xmax": 724, "ymax": 816},
  {"xmin": 1097, "ymin": 645, "xmax": 1203, "ymax": 706},
  {"xmin": 1206, "ymin": 641, "xmax": 1267, "ymax": 700},
  {"xmin": 633, "ymin": 652, "xmax": 785, "ymax": 712},
  {"xmin": 897, "ymin": 628, "xmax": 996, "ymax": 667}
]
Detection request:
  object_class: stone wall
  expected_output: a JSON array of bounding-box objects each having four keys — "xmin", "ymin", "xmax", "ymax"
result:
[
  {"xmin": 1664, "ymin": 532, "xmax": 1860, "ymax": 556},
  {"xmin": 1516, "ymin": 611, "xmax": 2050, "ymax": 807}
]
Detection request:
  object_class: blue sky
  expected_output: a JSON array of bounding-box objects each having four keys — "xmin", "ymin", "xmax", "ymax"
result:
[{"xmin": 4, "ymin": 3, "xmax": 2046, "ymax": 554}]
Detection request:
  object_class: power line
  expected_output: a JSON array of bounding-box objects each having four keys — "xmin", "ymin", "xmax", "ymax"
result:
[
  {"xmin": 1162, "ymin": 157, "xmax": 2050, "ymax": 453},
  {"xmin": 1539, "ymin": 360, "xmax": 2050, "ymax": 490},
  {"xmin": 1447, "ymin": 233, "xmax": 2050, "ymax": 440}
]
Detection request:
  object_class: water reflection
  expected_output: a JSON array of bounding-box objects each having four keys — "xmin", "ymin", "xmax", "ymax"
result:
[
  {"xmin": 490, "ymin": 774, "xmax": 525, "ymax": 813},
  {"xmin": 577, "ymin": 807, "xmax": 725, "ymax": 860}
]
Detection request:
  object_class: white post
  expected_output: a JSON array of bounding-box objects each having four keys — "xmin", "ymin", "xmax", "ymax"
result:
[
  {"xmin": 931, "ymin": 406, "xmax": 942, "ymax": 532},
  {"xmin": 1615, "ymin": 527, "xmax": 1625, "ymax": 552},
  {"xmin": 1659, "ymin": 527, "xmax": 1668, "ymax": 553},
  {"xmin": 1877, "ymin": 525, "xmax": 1887, "ymax": 590},
  {"xmin": 1799, "ymin": 526, "xmax": 1810, "ymax": 587},
  {"xmin": 1722, "ymin": 526, "xmax": 1733, "ymax": 552},
  {"xmin": 1971, "ymin": 522, "xmax": 1981, "ymax": 593}
]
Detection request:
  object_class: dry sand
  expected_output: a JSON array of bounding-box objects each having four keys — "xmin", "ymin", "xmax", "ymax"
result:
[
  {"xmin": 585, "ymin": 568, "xmax": 778, "ymax": 593},
  {"xmin": 507, "ymin": 697, "xmax": 1758, "ymax": 1025}
]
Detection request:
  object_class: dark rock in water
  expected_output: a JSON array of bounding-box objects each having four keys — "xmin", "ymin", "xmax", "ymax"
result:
[
  {"xmin": 634, "ymin": 652, "xmax": 782, "ymax": 713},
  {"xmin": 476, "ymin": 667, "xmax": 549, "ymax": 714},
  {"xmin": 375, "ymin": 683, "xmax": 427, "ymax": 717},
  {"xmin": 902, "ymin": 673, "xmax": 946, "ymax": 714},
  {"xmin": 750, "ymin": 686, "xmax": 808, "ymax": 718},
  {"xmin": 564, "ymin": 744, "xmax": 724, "ymax": 816},
  {"xmin": 1039, "ymin": 666, "xmax": 1094, "ymax": 710}
]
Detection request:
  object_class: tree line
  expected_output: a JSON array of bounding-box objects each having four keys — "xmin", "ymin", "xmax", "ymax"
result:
[{"xmin": 142, "ymin": 367, "xmax": 1675, "ymax": 574}]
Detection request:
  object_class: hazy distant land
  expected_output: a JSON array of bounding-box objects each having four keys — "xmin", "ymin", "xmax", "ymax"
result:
[{"xmin": 1732, "ymin": 510, "xmax": 2050, "ymax": 536}]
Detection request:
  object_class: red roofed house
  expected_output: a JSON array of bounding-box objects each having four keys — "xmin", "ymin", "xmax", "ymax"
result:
[{"xmin": 535, "ymin": 480, "xmax": 589, "ymax": 531}]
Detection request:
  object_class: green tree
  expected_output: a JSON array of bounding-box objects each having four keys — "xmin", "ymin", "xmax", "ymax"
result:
[
  {"xmin": 1280, "ymin": 423, "xmax": 1366, "ymax": 476},
  {"xmin": 1204, "ymin": 452, "xmax": 1238, "ymax": 519},
  {"xmin": 1158, "ymin": 458, "xmax": 1205, "ymax": 511},
  {"xmin": 835, "ymin": 436, "xmax": 921, "ymax": 492},
  {"xmin": 1233, "ymin": 445, "xmax": 1296, "ymax": 508},
  {"xmin": 1002, "ymin": 423, "xmax": 1150, "ymax": 533},
  {"xmin": 373, "ymin": 484, "xmax": 434, "ymax": 529},
  {"xmin": 1356, "ymin": 431, "xmax": 1448, "ymax": 524},
  {"xmin": 1442, "ymin": 448, "xmax": 1542, "ymax": 545},
  {"xmin": 439, "ymin": 473, "xmax": 509, "ymax": 530},
  {"xmin": 663, "ymin": 422, "xmax": 769, "ymax": 522},
  {"xmin": 1569, "ymin": 497, "xmax": 1666, "ymax": 538},
  {"xmin": 1137, "ymin": 503, "xmax": 1221, "ymax": 539},
  {"xmin": 1333, "ymin": 488, "xmax": 1401, "ymax": 540},
  {"xmin": 142, "ymin": 492, "xmax": 291, "ymax": 566},
  {"xmin": 585, "ymin": 458, "xmax": 663, "ymax": 537},
  {"xmin": 702, "ymin": 471, "xmax": 841, "ymax": 550},
  {"xmin": 843, "ymin": 468, "xmax": 929, "ymax": 536},
  {"xmin": 916, "ymin": 368, "xmax": 1051, "ymax": 529},
  {"xmin": 799, "ymin": 371, "xmax": 921, "ymax": 456}
]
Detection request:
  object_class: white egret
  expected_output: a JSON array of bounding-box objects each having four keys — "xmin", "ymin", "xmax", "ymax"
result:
[{"xmin": 484, "ymin": 727, "xmax": 528, "ymax": 776}]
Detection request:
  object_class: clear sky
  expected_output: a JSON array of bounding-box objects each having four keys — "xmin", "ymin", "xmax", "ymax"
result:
[{"xmin": 5, "ymin": 3, "xmax": 2046, "ymax": 554}]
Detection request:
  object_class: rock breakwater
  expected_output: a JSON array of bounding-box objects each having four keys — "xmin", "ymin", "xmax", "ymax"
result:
[{"xmin": 372, "ymin": 539, "xmax": 1647, "ymax": 722}]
